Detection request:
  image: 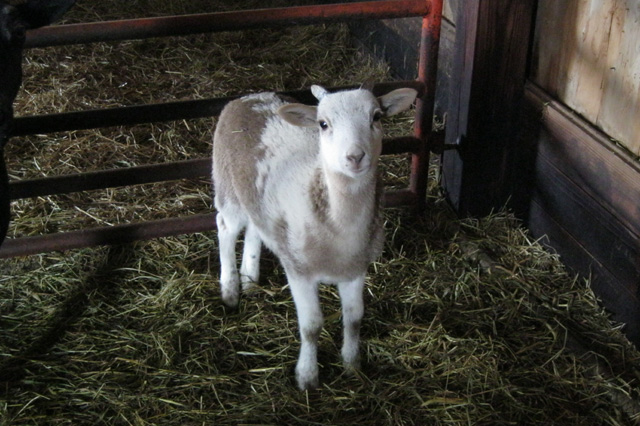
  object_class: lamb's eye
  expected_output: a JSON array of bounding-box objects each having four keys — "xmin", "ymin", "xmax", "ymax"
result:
[
  {"xmin": 372, "ymin": 111, "xmax": 383, "ymax": 122},
  {"xmin": 319, "ymin": 120, "xmax": 329, "ymax": 130}
]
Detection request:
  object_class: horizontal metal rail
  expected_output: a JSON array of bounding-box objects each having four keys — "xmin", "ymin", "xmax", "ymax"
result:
[
  {"xmin": 0, "ymin": 189, "xmax": 416, "ymax": 258},
  {"xmin": 25, "ymin": 0, "xmax": 430, "ymax": 48},
  {"xmin": 8, "ymin": 158, "xmax": 211, "ymax": 200},
  {"xmin": 12, "ymin": 98, "xmax": 231, "ymax": 137},
  {"xmin": 11, "ymin": 81, "xmax": 424, "ymax": 137},
  {"xmin": 0, "ymin": 214, "xmax": 217, "ymax": 258},
  {"xmin": 8, "ymin": 136, "xmax": 421, "ymax": 200}
]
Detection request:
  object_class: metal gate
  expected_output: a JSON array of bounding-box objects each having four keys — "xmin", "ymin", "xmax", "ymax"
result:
[{"xmin": 1, "ymin": 0, "xmax": 443, "ymax": 258}]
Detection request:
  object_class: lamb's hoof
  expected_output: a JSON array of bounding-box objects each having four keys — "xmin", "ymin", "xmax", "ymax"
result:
[
  {"xmin": 343, "ymin": 359, "xmax": 361, "ymax": 377},
  {"xmin": 221, "ymin": 287, "xmax": 240, "ymax": 309},
  {"xmin": 296, "ymin": 364, "xmax": 319, "ymax": 391},
  {"xmin": 342, "ymin": 347, "xmax": 361, "ymax": 374},
  {"xmin": 241, "ymin": 280, "xmax": 260, "ymax": 297}
]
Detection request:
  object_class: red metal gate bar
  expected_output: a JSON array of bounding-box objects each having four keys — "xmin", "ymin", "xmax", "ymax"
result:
[
  {"xmin": 8, "ymin": 158, "xmax": 211, "ymax": 200},
  {"xmin": 25, "ymin": 0, "xmax": 430, "ymax": 48},
  {"xmin": 11, "ymin": 81, "xmax": 424, "ymax": 137},
  {"xmin": 12, "ymin": 98, "xmax": 231, "ymax": 137},
  {"xmin": 0, "ymin": 213, "xmax": 218, "ymax": 258},
  {"xmin": 8, "ymin": 136, "xmax": 421, "ymax": 200},
  {"xmin": 0, "ymin": 188, "xmax": 416, "ymax": 258},
  {"xmin": 410, "ymin": 0, "xmax": 442, "ymax": 209}
]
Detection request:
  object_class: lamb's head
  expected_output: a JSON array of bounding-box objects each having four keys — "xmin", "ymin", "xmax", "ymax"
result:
[{"xmin": 278, "ymin": 84, "xmax": 418, "ymax": 180}]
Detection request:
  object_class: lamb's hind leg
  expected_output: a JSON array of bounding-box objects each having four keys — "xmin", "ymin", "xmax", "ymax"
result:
[
  {"xmin": 216, "ymin": 211, "xmax": 244, "ymax": 308},
  {"xmin": 239, "ymin": 221, "xmax": 261, "ymax": 292},
  {"xmin": 338, "ymin": 274, "xmax": 366, "ymax": 373}
]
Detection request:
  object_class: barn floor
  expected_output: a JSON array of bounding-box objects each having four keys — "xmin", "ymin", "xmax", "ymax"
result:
[{"xmin": 1, "ymin": 1, "xmax": 640, "ymax": 425}]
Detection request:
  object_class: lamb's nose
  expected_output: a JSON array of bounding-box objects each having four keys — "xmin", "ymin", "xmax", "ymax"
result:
[{"xmin": 347, "ymin": 151, "xmax": 365, "ymax": 166}]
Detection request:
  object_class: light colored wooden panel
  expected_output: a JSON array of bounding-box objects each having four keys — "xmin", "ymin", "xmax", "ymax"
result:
[
  {"xmin": 533, "ymin": 0, "xmax": 640, "ymax": 155},
  {"xmin": 598, "ymin": 0, "xmax": 640, "ymax": 154},
  {"xmin": 533, "ymin": 0, "xmax": 613, "ymax": 121},
  {"xmin": 443, "ymin": 0, "xmax": 456, "ymax": 23}
]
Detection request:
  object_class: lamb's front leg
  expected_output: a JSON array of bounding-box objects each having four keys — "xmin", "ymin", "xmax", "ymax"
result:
[
  {"xmin": 338, "ymin": 274, "xmax": 366, "ymax": 373},
  {"xmin": 288, "ymin": 274, "xmax": 323, "ymax": 390}
]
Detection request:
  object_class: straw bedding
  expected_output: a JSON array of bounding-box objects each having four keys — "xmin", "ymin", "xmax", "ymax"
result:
[{"xmin": 1, "ymin": 1, "xmax": 639, "ymax": 424}]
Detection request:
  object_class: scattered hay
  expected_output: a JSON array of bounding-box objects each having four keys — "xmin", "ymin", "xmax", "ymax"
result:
[{"xmin": 1, "ymin": 1, "xmax": 639, "ymax": 425}]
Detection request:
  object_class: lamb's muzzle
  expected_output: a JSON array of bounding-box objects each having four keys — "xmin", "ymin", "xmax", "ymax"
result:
[{"xmin": 211, "ymin": 83, "xmax": 417, "ymax": 390}]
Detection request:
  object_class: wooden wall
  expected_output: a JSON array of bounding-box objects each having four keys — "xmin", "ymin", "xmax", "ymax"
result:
[
  {"xmin": 351, "ymin": 0, "xmax": 640, "ymax": 345},
  {"xmin": 527, "ymin": 0, "xmax": 640, "ymax": 344},
  {"xmin": 532, "ymin": 0, "xmax": 640, "ymax": 156}
]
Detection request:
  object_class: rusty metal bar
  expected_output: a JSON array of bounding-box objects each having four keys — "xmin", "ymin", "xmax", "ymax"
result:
[
  {"xmin": 9, "ymin": 158, "xmax": 211, "ymax": 200},
  {"xmin": 409, "ymin": 0, "xmax": 442, "ymax": 210},
  {"xmin": 11, "ymin": 81, "xmax": 424, "ymax": 137},
  {"xmin": 25, "ymin": 0, "xmax": 430, "ymax": 48},
  {"xmin": 0, "ymin": 214, "xmax": 217, "ymax": 258},
  {"xmin": 0, "ymin": 188, "xmax": 416, "ymax": 258},
  {"xmin": 382, "ymin": 188, "xmax": 417, "ymax": 207},
  {"xmin": 382, "ymin": 136, "xmax": 422, "ymax": 155},
  {"xmin": 11, "ymin": 98, "xmax": 230, "ymax": 137},
  {"xmin": 8, "ymin": 136, "xmax": 419, "ymax": 200}
]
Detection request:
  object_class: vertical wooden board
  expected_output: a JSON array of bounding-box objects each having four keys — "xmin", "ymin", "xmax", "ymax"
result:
[
  {"xmin": 533, "ymin": 0, "xmax": 614, "ymax": 123},
  {"xmin": 442, "ymin": 0, "xmax": 537, "ymax": 216},
  {"xmin": 532, "ymin": 1, "xmax": 579, "ymax": 98},
  {"xmin": 443, "ymin": 0, "xmax": 456, "ymax": 23},
  {"xmin": 568, "ymin": 0, "xmax": 615, "ymax": 121},
  {"xmin": 598, "ymin": 0, "xmax": 640, "ymax": 154},
  {"xmin": 533, "ymin": 0, "xmax": 640, "ymax": 155}
]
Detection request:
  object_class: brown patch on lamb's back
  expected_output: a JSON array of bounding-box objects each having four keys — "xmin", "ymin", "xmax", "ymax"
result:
[{"xmin": 212, "ymin": 95, "xmax": 280, "ymax": 215}]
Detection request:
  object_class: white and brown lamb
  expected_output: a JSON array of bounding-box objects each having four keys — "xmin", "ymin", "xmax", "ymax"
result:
[{"xmin": 212, "ymin": 83, "xmax": 417, "ymax": 390}]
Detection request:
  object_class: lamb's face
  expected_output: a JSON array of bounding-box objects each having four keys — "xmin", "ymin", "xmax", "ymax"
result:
[
  {"xmin": 316, "ymin": 89, "xmax": 383, "ymax": 178},
  {"xmin": 277, "ymin": 84, "xmax": 418, "ymax": 180}
]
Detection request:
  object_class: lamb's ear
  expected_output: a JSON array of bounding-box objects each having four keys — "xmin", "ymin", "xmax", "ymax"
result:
[
  {"xmin": 278, "ymin": 104, "xmax": 318, "ymax": 127},
  {"xmin": 310, "ymin": 85, "xmax": 328, "ymax": 101},
  {"xmin": 378, "ymin": 88, "xmax": 418, "ymax": 117}
]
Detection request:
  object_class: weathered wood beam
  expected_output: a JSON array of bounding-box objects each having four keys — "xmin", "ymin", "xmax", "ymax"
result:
[{"xmin": 442, "ymin": 0, "xmax": 537, "ymax": 217}]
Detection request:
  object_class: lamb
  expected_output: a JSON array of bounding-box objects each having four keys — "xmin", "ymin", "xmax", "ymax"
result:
[
  {"xmin": 0, "ymin": 0, "xmax": 75, "ymax": 245},
  {"xmin": 212, "ymin": 83, "xmax": 417, "ymax": 390}
]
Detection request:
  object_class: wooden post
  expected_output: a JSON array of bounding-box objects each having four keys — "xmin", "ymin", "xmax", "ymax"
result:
[{"xmin": 442, "ymin": 0, "xmax": 537, "ymax": 217}]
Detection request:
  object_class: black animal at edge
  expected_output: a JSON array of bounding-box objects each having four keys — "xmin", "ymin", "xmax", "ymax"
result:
[{"xmin": 0, "ymin": 0, "xmax": 75, "ymax": 246}]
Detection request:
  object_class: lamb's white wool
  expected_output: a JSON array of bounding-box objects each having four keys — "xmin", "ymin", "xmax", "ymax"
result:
[{"xmin": 212, "ymin": 84, "xmax": 417, "ymax": 390}]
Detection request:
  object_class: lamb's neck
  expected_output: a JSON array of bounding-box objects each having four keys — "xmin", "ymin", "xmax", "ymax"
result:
[{"xmin": 314, "ymin": 167, "xmax": 378, "ymax": 229}]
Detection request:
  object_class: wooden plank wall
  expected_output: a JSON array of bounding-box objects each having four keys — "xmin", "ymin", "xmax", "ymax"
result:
[
  {"xmin": 530, "ymin": 0, "xmax": 640, "ymax": 344},
  {"xmin": 522, "ymin": 84, "xmax": 640, "ymax": 345},
  {"xmin": 532, "ymin": 0, "xmax": 640, "ymax": 155},
  {"xmin": 350, "ymin": 0, "xmax": 640, "ymax": 345}
]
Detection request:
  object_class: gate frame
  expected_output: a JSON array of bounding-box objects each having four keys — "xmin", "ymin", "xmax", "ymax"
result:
[{"xmin": 1, "ymin": 0, "xmax": 443, "ymax": 258}]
